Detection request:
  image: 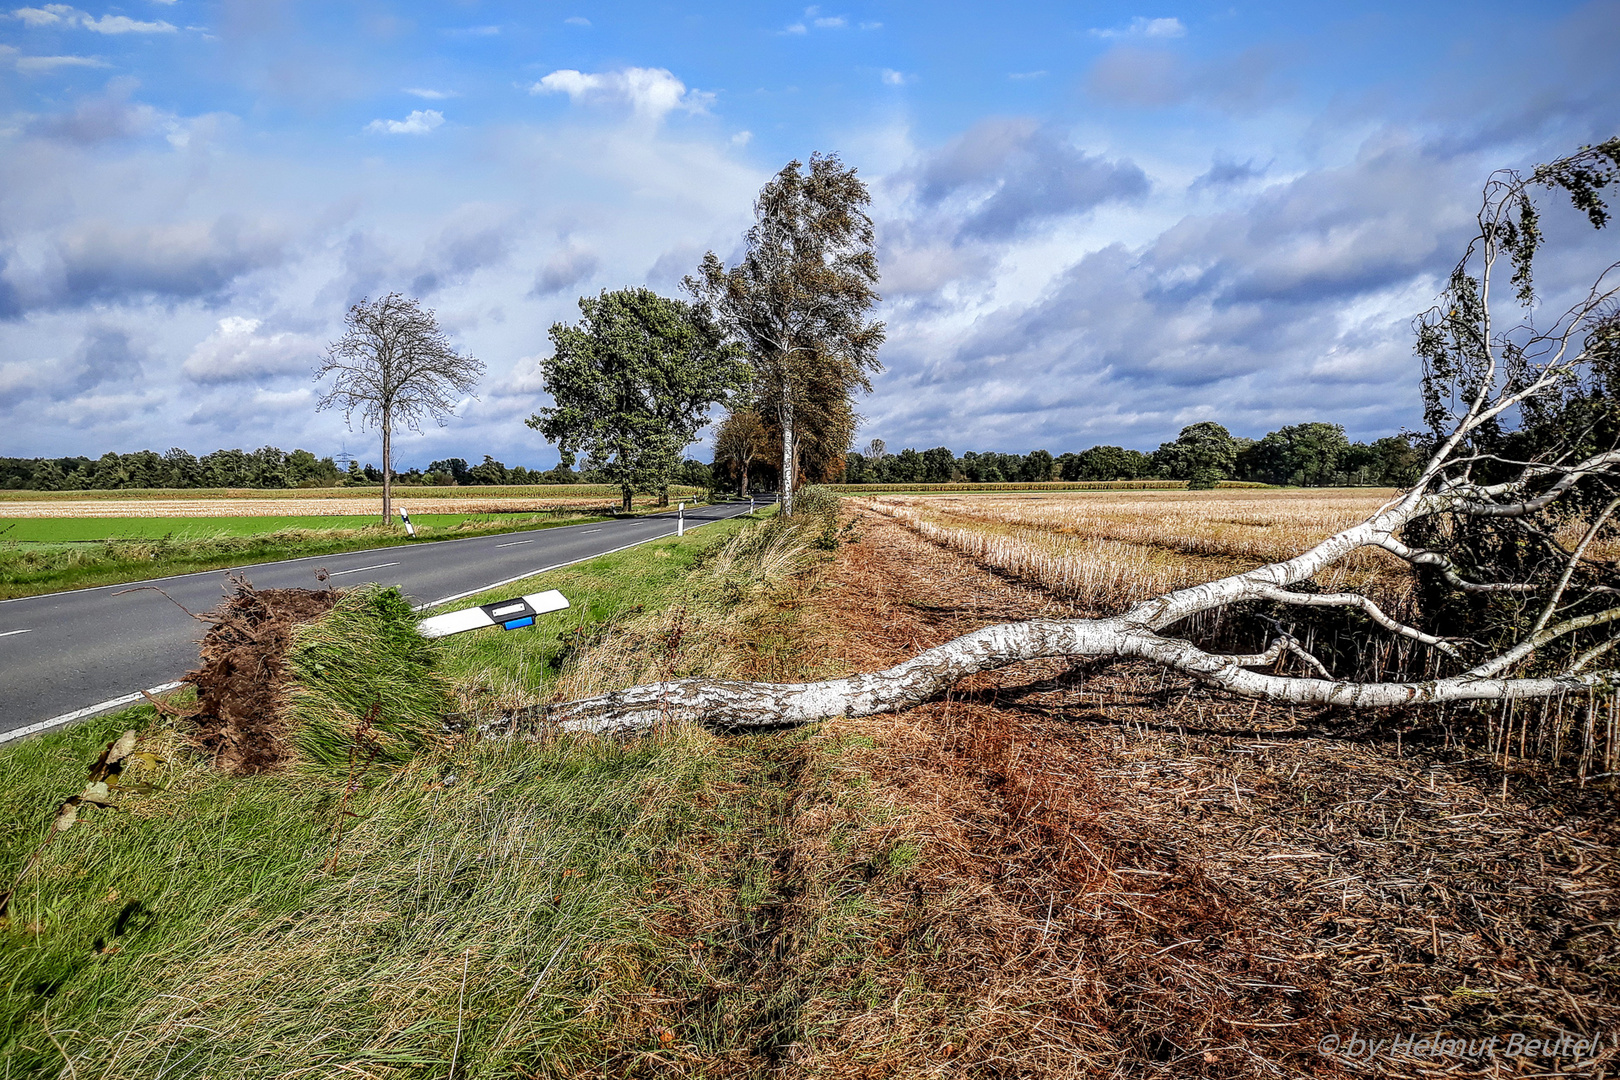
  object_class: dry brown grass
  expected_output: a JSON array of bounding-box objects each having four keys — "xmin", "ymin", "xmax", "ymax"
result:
[{"xmin": 771, "ymin": 509, "xmax": 1620, "ymax": 1079}]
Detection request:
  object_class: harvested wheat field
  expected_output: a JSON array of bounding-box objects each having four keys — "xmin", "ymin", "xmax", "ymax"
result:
[{"xmin": 779, "ymin": 504, "xmax": 1620, "ymax": 1078}]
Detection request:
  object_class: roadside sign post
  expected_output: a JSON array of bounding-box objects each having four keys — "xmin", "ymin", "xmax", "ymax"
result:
[
  {"xmin": 417, "ymin": 590, "xmax": 570, "ymax": 638},
  {"xmin": 399, "ymin": 508, "xmax": 416, "ymax": 537},
  {"xmin": 678, "ymin": 502, "xmax": 685, "ymax": 537}
]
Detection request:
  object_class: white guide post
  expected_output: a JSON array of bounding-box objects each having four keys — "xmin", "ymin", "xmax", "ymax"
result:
[
  {"xmin": 418, "ymin": 590, "xmax": 570, "ymax": 638},
  {"xmin": 399, "ymin": 508, "xmax": 416, "ymax": 537},
  {"xmin": 678, "ymin": 502, "xmax": 685, "ymax": 537}
]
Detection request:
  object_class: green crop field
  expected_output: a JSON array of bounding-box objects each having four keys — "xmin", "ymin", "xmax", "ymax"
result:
[
  {"xmin": 0, "ymin": 484, "xmax": 704, "ymax": 503},
  {"xmin": 0, "ymin": 514, "xmax": 540, "ymax": 543}
]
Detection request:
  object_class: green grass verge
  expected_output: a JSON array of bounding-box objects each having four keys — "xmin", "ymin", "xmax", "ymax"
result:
[
  {"xmin": 430, "ymin": 509, "xmax": 771, "ymax": 701},
  {"xmin": 0, "ymin": 500, "xmax": 932, "ymax": 1077},
  {"xmin": 0, "ymin": 513, "xmax": 612, "ymax": 601},
  {"xmin": 0, "ymin": 484, "xmax": 706, "ymax": 503},
  {"xmin": 0, "ymin": 514, "xmax": 556, "ymax": 543}
]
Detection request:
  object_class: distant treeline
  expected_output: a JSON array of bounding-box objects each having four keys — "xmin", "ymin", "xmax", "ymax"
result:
[
  {"xmin": 5, "ymin": 422, "xmax": 1407, "ymax": 493},
  {"xmin": 840, "ymin": 423, "xmax": 1424, "ymax": 489},
  {"xmin": 0, "ymin": 448, "xmax": 714, "ymax": 492}
]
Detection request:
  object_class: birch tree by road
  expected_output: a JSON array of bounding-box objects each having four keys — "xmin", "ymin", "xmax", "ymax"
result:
[
  {"xmin": 315, "ymin": 294, "xmax": 484, "ymax": 522},
  {"xmin": 544, "ymin": 140, "xmax": 1620, "ymax": 737},
  {"xmin": 687, "ymin": 153, "xmax": 885, "ymax": 515}
]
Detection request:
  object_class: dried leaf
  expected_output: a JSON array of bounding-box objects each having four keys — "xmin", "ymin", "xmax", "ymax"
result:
[
  {"xmin": 54, "ymin": 802, "xmax": 79, "ymax": 832},
  {"xmin": 106, "ymin": 731, "xmax": 138, "ymax": 765},
  {"xmin": 79, "ymin": 781, "xmax": 115, "ymax": 807}
]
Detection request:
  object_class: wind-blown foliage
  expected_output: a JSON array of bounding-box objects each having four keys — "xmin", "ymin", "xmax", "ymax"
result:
[{"xmin": 687, "ymin": 153, "xmax": 885, "ymax": 514}]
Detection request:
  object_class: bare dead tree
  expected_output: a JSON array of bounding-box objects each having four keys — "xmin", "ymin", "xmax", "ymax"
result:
[
  {"xmin": 544, "ymin": 140, "xmax": 1620, "ymax": 738},
  {"xmin": 316, "ymin": 294, "xmax": 484, "ymax": 522}
]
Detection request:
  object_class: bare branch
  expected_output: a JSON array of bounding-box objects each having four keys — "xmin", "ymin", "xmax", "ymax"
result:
[{"xmin": 1255, "ymin": 586, "xmax": 1461, "ymax": 656}]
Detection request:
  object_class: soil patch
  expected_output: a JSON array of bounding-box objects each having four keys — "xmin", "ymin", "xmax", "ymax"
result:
[
  {"xmin": 790, "ymin": 509, "xmax": 1620, "ymax": 1078},
  {"xmin": 180, "ymin": 577, "xmax": 339, "ymax": 774}
]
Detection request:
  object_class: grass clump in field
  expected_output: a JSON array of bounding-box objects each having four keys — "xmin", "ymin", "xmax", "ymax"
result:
[{"xmin": 286, "ymin": 584, "xmax": 455, "ymax": 770}]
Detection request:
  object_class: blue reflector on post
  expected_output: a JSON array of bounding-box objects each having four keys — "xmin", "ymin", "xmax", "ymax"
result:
[{"xmin": 501, "ymin": 616, "xmax": 536, "ymax": 630}]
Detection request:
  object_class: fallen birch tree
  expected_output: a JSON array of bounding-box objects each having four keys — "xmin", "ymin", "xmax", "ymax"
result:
[{"xmin": 549, "ymin": 140, "xmax": 1620, "ymax": 738}]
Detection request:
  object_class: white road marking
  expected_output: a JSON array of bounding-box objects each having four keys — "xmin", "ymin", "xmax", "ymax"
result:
[
  {"xmin": 495, "ymin": 539, "xmax": 533, "ymax": 548},
  {"xmin": 0, "ymin": 681, "xmax": 184, "ymax": 745},
  {"xmin": 0, "ymin": 628, "xmax": 33, "ymax": 638},
  {"xmin": 327, "ymin": 561, "xmax": 400, "ymax": 577}
]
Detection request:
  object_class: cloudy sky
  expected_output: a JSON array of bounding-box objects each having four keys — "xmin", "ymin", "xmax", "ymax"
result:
[{"xmin": 1, "ymin": 1, "xmax": 1617, "ymax": 470}]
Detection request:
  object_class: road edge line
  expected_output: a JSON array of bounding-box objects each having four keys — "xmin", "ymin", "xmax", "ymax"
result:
[{"xmin": 0, "ymin": 681, "xmax": 184, "ymax": 745}]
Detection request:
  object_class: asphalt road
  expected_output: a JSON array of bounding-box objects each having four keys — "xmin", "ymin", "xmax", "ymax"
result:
[{"xmin": 0, "ymin": 498, "xmax": 764, "ymax": 741}]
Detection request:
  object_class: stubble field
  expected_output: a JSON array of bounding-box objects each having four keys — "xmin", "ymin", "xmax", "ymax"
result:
[{"xmin": 861, "ymin": 487, "xmax": 1411, "ymax": 615}]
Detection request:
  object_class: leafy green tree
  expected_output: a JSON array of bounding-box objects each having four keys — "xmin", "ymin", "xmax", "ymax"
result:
[
  {"xmin": 1238, "ymin": 423, "xmax": 1352, "ymax": 486},
  {"xmin": 287, "ymin": 449, "xmax": 341, "ymax": 487},
  {"xmin": 921, "ymin": 447, "xmax": 956, "ymax": 483},
  {"xmin": 201, "ymin": 448, "xmax": 251, "ymax": 488},
  {"xmin": 1068, "ymin": 445, "xmax": 1154, "ymax": 480},
  {"xmin": 427, "ymin": 458, "xmax": 469, "ymax": 484},
  {"xmin": 1020, "ymin": 449, "xmax": 1055, "ymax": 482},
  {"xmin": 687, "ymin": 153, "xmax": 885, "ymax": 515},
  {"xmin": 714, "ymin": 407, "xmax": 773, "ymax": 495},
  {"xmin": 1154, "ymin": 422, "xmax": 1238, "ymax": 489},
  {"xmin": 163, "ymin": 448, "xmax": 201, "ymax": 487},
  {"xmin": 248, "ymin": 446, "xmax": 289, "ymax": 489},
  {"xmin": 467, "ymin": 455, "xmax": 509, "ymax": 486},
  {"xmin": 1370, "ymin": 435, "xmax": 1423, "ymax": 487},
  {"xmin": 673, "ymin": 459, "xmax": 712, "ymax": 488},
  {"xmin": 528, "ymin": 287, "xmax": 745, "ymax": 513}
]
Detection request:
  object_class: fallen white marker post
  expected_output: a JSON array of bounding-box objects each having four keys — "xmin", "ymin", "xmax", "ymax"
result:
[
  {"xmin": 418, "ymin": 590, "xmax": 570, "ymax": 639},
  {"xmin": 399, "ymin": 508, "xmax": 416, "ymax": 537}
]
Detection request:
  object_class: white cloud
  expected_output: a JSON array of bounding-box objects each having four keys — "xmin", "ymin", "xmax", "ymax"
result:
[
  {"xmin": 564, "ymin": 15, "xmax": 589, "ymax": 27},
  {"xmin": 13, "ymin": 52, "xmax": 108, "ymax": 72},
  {"xmin": 859, "ymin": 20, "xmax": 882, "ymax": 29},
  {"xmin": 1009, "ymin": 70, "xmax": 1047, "ymax": 81},
  {"xmin": 783, "ymin": 7, "xmax": 849, "ymax": 33},
  {"xmin": 11, "ymin": 6, "xmax": 174, "ymax": 32},
  {"xmin": 1090, "ymin": 16, "xmax": 1187, "ymax": 40},
  {"xmin": 365, "ymin": 109, "xmax": 444, "ymax": 135},
  {"xmin": 84, "ymin": 13, "xmax": 175, "ymax": 33},
  {"xmin": 182, "ymin": 316, "xmax": 319, "ymax": 384},
  {"xmin": 880, "ymin": 69, "xmax": 914, "ymax": 86},
  {"xmin": 531, "ymin": 67, "xmax": 712, "ymax": 121},
  {"xmin": 730, "ymin": 130, "xmax": 753, "ymax": 146},
  {"xmin": 403, "ymin": 87, "xmax": 454, "ymax": 100},
  {"xmin": 11, "ymin": 5, "xmax": 74, "ymax": 26}
]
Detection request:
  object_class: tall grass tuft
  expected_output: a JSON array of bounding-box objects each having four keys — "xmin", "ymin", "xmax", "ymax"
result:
[{"xmin": 285, "ymin": 584, "xmax": 453, "ymax": 769}]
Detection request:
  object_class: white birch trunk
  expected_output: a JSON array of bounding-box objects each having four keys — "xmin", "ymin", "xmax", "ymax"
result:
[{"xmin": 540, "ymin": 480, "xmax": 1620, "ymax": 737}]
